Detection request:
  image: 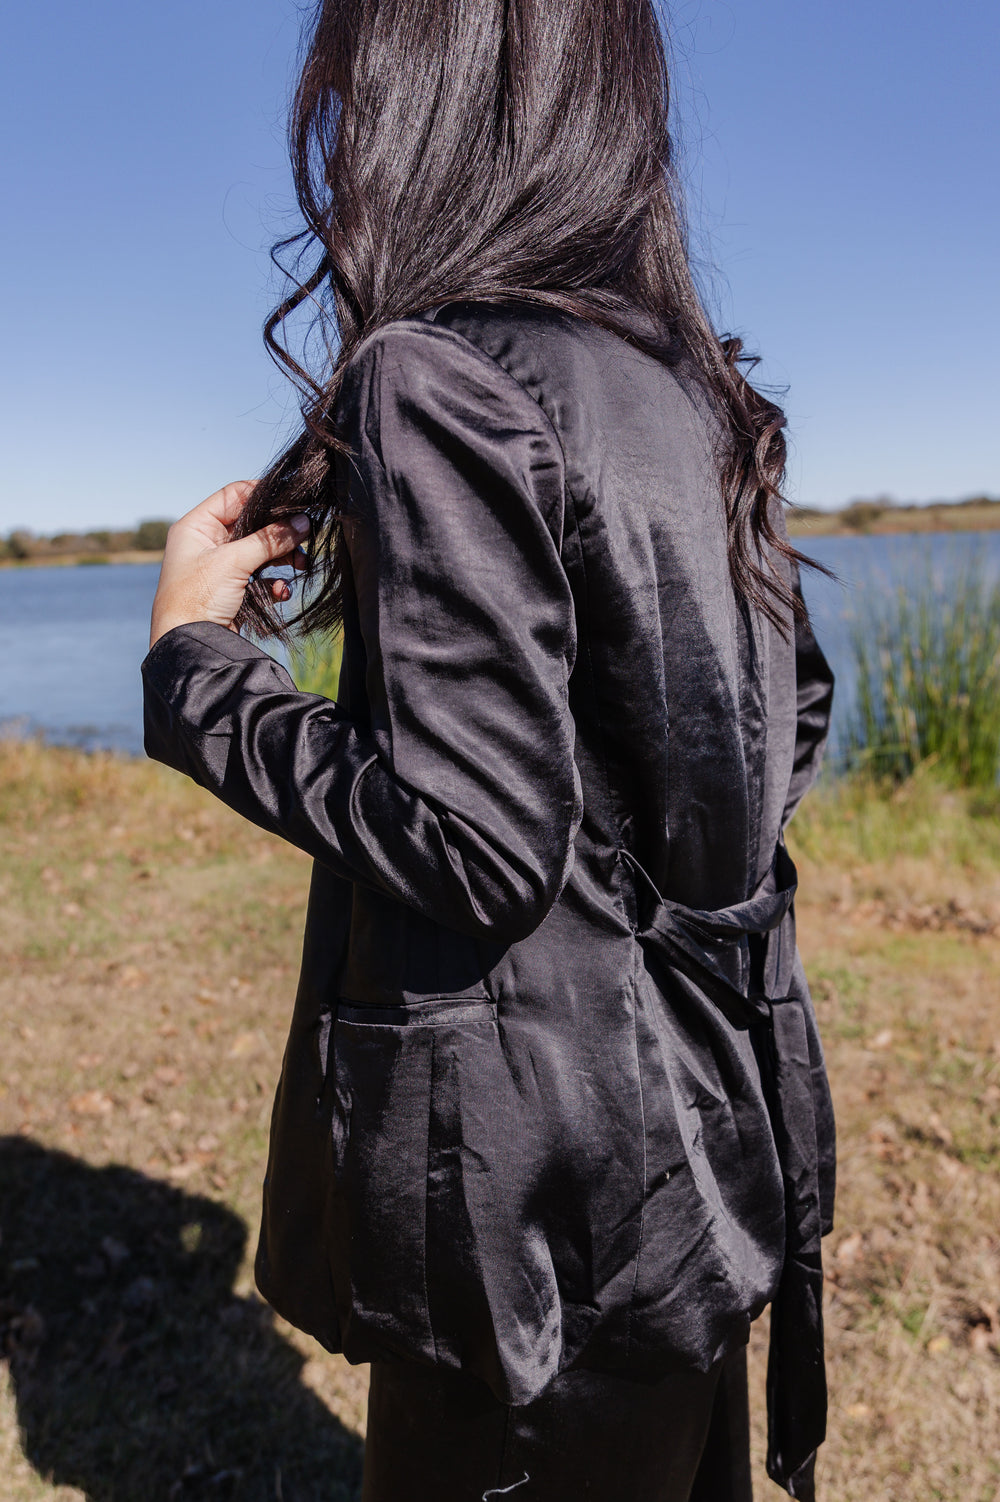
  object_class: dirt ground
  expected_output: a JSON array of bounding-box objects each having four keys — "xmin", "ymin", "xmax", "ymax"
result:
[{"xmin": 1, "ymin": 741, "xmax": 998, "ymax": 1500}]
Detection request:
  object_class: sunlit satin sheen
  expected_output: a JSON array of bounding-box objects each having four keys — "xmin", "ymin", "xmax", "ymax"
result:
[{"xmin": 142, "ymin": 302, "xmax": 835, "ymax": 1500}]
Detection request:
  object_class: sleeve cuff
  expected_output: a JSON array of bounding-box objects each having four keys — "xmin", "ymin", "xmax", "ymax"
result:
[{"xmin": 142, "ymin": 620, "xmax": 280, "ymax": 691}]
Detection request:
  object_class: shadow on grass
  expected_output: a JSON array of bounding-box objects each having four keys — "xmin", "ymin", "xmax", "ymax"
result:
[{"xmin": 0, "ymin": 1137, "xmax": 363, "ymax": 1501}]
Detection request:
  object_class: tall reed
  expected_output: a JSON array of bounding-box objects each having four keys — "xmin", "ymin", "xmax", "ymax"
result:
[{"xmin": 848, "ymin": 564, "xmax": 1000, "ymax": 786}]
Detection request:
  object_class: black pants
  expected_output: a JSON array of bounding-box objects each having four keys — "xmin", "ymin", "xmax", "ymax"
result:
[{"xmin": 362, "ymin": 1348, "xmax": 753, "ymax": 1502}]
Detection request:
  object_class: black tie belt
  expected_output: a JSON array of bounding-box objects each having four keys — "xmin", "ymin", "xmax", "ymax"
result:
[{"xmin": 620, "ymin": 843, "xmax": 826, "ymax": 1502}]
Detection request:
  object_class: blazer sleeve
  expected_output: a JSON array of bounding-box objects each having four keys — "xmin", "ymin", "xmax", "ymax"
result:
[
  {"xmin": 782, "ymin": 558, "xmax": 835, "ymax": 826},
  {"xmin": 141, "ymin": 322, "xmax": 583, "ymax": 944}
]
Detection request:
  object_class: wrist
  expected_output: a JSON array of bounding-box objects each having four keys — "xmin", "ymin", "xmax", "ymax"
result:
[
  {"xmin": 150, "ymin": 614, "xmax": 188, "ymax": 650},
  {"xmin": 150, "ymin": 612, "xmax": 233, "ymax": 651}
]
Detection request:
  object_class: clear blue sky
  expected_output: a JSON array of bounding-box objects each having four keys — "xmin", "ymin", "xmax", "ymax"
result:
[{"xmin": 2, "ymin": 0, "xmax": 997, "ymax": 532}]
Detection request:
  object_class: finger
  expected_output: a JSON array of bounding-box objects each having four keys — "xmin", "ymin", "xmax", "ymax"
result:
[
  {"xmin": 167, "ymin": 482, "xmax": 257, "ymax": 552},
  {"xmin": 271, "ymin": 579, "xmax": 292, "ymax": 603},
  {"xmin": 267, "ymin": 544, "xmax": 309, "ymax": 573},
  {"xmin": 188, "ymin": 481, "xmax": 257, "ymax": 534},
  {"xmin": 225, "ymin": 515, "xmax": 310, "ymax": 575}
]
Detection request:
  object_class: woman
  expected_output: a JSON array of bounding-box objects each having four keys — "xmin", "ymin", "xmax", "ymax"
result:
[{"xmin": 142, "ymin": 1, "xmax": 835, "ymax": 1498}]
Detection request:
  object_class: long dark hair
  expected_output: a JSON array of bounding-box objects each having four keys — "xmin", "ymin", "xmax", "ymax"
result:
[{"xmin": 237, "ymin": 0, "xmax": 809, "ymax": 638}]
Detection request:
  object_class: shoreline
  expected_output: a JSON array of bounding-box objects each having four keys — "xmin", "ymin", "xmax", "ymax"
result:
[
  {"xmin": 786, "ymin": 502, "xmax": 1000, "ymax": 538},
  {"xmin": 0, "ymin": 550, "xmax": 164, "ymax": 570},
  {"xmin": 5, "ymin": 505, "xmax": 1000, "ymax": 558}
]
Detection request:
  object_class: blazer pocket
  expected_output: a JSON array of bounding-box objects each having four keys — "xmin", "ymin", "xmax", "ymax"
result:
[{"xmin": 330, "ymin": 996, "xmax": 561, "ymax": 1398}]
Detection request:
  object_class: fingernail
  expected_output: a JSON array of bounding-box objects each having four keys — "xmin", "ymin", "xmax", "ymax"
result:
[{"xmin": 291, "ymin": 514, "xmax": 310, "ymax": 535}]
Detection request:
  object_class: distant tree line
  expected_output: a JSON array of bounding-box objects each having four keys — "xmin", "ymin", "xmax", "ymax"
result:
[
  {"xmin": 0, "ymin": 519, "xmax": 172, "ymax": 562},
  {"xmin": 791, "ymin": 493, "xmax": 1000, "ymax": 533},
  {"xmin": 5, "ymin": 494, "xmax": 999, "ymax": 560}
]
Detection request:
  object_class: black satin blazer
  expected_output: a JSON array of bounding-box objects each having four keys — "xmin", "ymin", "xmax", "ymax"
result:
[{"xmin": 142, "ymin": 303, "xmax": 835, "ymax": 1499}]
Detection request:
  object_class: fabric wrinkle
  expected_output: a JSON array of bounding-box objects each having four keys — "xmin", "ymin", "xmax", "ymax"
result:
[{"xmin": 141, "ymin": 301, "xmax": 836, "ymax": 1498}]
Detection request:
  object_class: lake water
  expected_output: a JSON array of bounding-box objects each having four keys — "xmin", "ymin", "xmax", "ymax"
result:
[
  {"xmin": 2, "ymin": 532, "xmax": 999, "ymax": 759},
  {"xmin": 0, "ymin": 563, "xmax": 163, "ymax": 756}
]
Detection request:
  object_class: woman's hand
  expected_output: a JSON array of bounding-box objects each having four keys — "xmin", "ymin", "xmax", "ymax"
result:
[{"xmin": 149, "ymin": 482, "xmax": 309, "ymax": 649}]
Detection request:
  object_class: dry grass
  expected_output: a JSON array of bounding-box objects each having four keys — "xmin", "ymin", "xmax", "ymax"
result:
[
  {"xmin": 1, "ymin": 741, "xmax": 998, "ymax": 1499},
  {"xmin": 0, "ymin": 741, "xmax": 363, "ymax": 1501},
  {"xmin": 768, "ymin": 776, "xmax": 1000, "ymax": 1501}
]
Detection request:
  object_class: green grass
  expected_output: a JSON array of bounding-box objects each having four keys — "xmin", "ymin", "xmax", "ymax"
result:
[
  {"xmin": 288, "ymin": 632, "xmax": 343, "ymax": 700},
  {"xmin": 790, "ymin": 765, "xmax": 1000, "ymax": 873}
]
